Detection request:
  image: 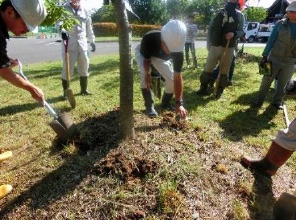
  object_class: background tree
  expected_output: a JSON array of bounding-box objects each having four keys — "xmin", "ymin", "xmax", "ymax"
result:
[
  {"xmin": 92, "ymin": 5, "xmax": 116, "ymax": 23},
  {"xmin": 244, "ymin": 7, "xmax": 268, "ymax": 22},
  {"xmin": 130, "ymin": 0, "xmax": 169, "ymax": 24},
  {"xmin": 166, "ymin": 0, "xmax": 189, "ymax": 19},
  {"xmin": 189, "ymin": 0, "xmax": 224, "ymax": 30}
]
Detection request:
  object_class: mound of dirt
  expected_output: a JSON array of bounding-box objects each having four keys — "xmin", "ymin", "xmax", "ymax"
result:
[{"xmin": 93, "ymin": 151, "xmax": 159, "ymax": 181}]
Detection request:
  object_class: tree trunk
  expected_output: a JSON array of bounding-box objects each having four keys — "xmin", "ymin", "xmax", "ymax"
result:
[{"xmin": 112, "ymin": 0, "xmax": 135, "ymax": 139}]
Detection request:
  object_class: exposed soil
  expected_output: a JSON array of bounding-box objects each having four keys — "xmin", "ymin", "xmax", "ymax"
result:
[{"xmin": 0, "ymin": 109, "xmax": 294, "ymax": 219}]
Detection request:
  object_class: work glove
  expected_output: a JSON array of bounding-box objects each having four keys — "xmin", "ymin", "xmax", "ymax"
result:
[
  {"xmin": 61, "ymin": 31, "xmax": 70, "ymax": 40},
  {"xmin": 90, "ymin": 42, "xmax": 96, "ymax": 52}
]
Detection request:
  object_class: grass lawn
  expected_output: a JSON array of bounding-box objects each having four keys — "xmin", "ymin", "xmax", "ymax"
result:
[{"xmin": 0, "ymin": 46, "xmax": 295, "ymax": 219}]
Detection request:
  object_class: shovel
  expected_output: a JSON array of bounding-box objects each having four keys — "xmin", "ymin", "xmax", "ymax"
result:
[
  {"xmin": 282, "ymin": 104, "xmax": 290, "ymax": 128},
  {"xmin": 62, "ymin": 34, "xmax": 76, "ymax": 109},
  {"xmin": 17, "ymin": 62, "xmax": 78, "ymax": 141},
  {"xmin": 214, "ymin": 39, "xmax": 230, "ymax": 97}
]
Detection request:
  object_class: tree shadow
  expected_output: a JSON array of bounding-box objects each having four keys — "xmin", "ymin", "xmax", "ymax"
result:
[
  {"xmin": 0, "ymin": 109, "xmax": 122, "ymax": 216},
  {"xmin": 248, "ymin": 172, "xmax": 276, "ymax": 220}
]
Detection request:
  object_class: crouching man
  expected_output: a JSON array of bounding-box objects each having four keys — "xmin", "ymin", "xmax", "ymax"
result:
[{"xmin": 135, "ymin": 20, "xmax": 188, "ymax": 119}]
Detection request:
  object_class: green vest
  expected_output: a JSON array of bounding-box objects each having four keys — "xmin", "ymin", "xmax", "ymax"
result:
[{"xmin": 270, "ymin": 19, "xmax": 296, "ymax": 62}]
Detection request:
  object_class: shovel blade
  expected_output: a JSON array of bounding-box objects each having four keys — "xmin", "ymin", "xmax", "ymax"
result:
[
  {"xmin": 49, "ymin": 120, "xmax": 70, "ymax": 141},
  {"xmin": 66, "ymin": 89, "xmax": 76, "ymax": 109},
  {"xmin": 49, "ymin": 113, "xmax": 78, "ymax": 141}
]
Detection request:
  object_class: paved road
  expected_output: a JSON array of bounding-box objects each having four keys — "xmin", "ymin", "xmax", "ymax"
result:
[{"xmin": 7, "ymin": 37, "xmax": 266, "ymax": 65}]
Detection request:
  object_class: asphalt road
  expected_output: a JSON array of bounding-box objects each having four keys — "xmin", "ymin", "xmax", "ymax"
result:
[{"xmin": 7, "ymin": 37, "xmax": 266, "ymax": 65}]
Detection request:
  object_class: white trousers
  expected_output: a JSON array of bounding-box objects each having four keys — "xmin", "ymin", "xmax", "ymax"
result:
[
  {"xmin": 135, "ymin": 44, "xmax": 174, "ymax": 94},
  {"xmin": 62, "ymin": 46, "xmax": 89, "ymax": 79},
  {"xmin": 274, "ymin": 118, "xmax": 296, "ymax": 151}
]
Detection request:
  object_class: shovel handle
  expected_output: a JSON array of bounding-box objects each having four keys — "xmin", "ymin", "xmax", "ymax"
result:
[
  {"xmin": 283, "ymin": 104, "xmax": 290, "ymax": 127},
  {"xmin": 17, "ymin": 61, "xmax": 59, "ymax": 120},
  {"xmin": 44, "ymin": 101, "xmax": 59, "ymax": 120},
  {"xmin": 214, "ymin": 39, "xmax": 230, "ymax": 97}
]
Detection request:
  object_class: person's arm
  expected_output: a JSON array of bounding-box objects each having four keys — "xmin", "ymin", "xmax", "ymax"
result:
[
  {"xmin": 234, "ymin": 11, "xmax": 245, "ymax": 38},
  {"xmin": 0, "ymin": 67, "xmax": 45, "ymax": 105},
  {"xmin": 262, "ymin": 22, "xmax": 279, "ymax": 57},
  {"xmin": 86, "ymin": 14, "xmax": 96, "ymax": 52},
  {"xmin": 171, "ymin": 52, "xmax": 188, "ymax": 119},
  {"xmin": 207, "ymin": 18, "xmax": 214, "ymax": 50},
  {"xmin": 174, "ymin": 72, "xmax": 188, "ymax": 119}
]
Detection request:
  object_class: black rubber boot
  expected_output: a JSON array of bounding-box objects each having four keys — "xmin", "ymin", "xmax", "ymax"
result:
[
  {"xmin": 62, "ymin": 79, "xmax": 68, "ymax": 100},
  {"xmin": 80, "ymin": 77, "xmax": 92, "ymax": 95},
  {"xmin": 141, "ymin": 88, "xmax": 158, "ymax": 117},
  {"xmin": 161, "ymin": 92, "xmax": 174, "ymax": 111},
  {"xmin": 214, "ymin": 75, "xmax": 228, "ymax": 99},
  {"xmin": 196, "ymin": 84, "xmax": 208, "ymax": 95},
  {"xmin": 197, "ymin": 71, "xmax": 211, "ymax": 95}
]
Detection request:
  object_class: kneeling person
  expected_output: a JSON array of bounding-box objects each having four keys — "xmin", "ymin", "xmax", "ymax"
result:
[{"xmin": 135, "ymin": 20, "xmax": 188, "ymax": 119}]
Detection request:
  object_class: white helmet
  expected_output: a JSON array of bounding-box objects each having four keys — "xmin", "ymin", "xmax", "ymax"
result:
[
  {"xmin": 161, "ymin": 20, "xmax": 187, "ymax": 52},
  {"xmin": 11, "ymin": 0, "xmax": 47, "ymax": 31}
]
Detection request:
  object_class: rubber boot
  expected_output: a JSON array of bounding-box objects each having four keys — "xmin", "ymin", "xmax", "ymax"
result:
[
  {"xmin": 80, "ymin": 77, "xmax": 92, "ymax": 95},
  {"xmin": 196, "ymin": 84, "xmax": 208, "ymax": 95},
  {"xmin": 241, "ymin": 141, "xmax": 293, "ymax": 176},
  {"xmin": 161, "ymin": 92, "xmax": 174, "ymax": 111},
  {"xmin": 214, "ymin": 75, "xmax": 227, "ymax": 99},
  {"xmin": 0, "ymin": 184, "xmax": 12, "ymax": 199},
  {"xmin": 62, "ymin": 79, "xmax": 68, "ymax": 100},
  {"xmin": 197, "ymin": 71, "xmax": 211, "ymax": 95},
  {"xmin": 141, "ymin": 88, "xmax": 158, "ymax": 117}
]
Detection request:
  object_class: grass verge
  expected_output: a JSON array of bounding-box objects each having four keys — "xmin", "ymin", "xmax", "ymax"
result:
[{"xmin": 0, "ymin": 46, "xmax": 295, "ymax": 219}]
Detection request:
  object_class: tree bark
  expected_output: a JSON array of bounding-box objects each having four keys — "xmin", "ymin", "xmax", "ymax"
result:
[{"xmin": 112, "ymin": 0, "xmax": 135, "ymax": 139}]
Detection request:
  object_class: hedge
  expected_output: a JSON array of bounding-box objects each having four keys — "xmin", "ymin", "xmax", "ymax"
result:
[{"xmin": 93, "ymin": 22, "xmax": 161, "ymax": 37}]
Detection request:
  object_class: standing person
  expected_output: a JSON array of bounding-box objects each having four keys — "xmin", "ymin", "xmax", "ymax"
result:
[
  {"xmin": 211, "ymin": 44, "xmax": 238, "ymax": 86},
  {"xmin": 0, "ymin": 0, "xmax": 47, "ymax": 198},
  {"xmin": 196, "ymin": 0, "xmax": 244, "ymax": 98},
  {"xmin": 251, "ymin": 2, "xmax": 296, "ymax": 109},
  {"xmin": 135, "ymin": 20, "xmax": 188, "ymax": 119},
  {"xmin": 184, "ymin": 15, "xmax": 198, "ymax": 69},
  {"xmin": 61, "ymin": 0, "xmax": 96, "ymax": 99}
]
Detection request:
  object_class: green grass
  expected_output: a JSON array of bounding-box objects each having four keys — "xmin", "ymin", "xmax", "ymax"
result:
[{"xmin": 0, "ymin": 47, "xmax": 295, "ymax": 219}]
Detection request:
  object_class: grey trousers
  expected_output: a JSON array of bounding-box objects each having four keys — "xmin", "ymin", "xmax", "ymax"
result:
[{"xmin": 255, "ymin": 57, "xmax": 295, "ymax": 105}]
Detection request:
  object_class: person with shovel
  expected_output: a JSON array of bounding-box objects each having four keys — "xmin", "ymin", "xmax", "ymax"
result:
[
  {"xmin": 60, "ymin": 0, "xmax": 96, "ymax": 100},
  {"xmin": 135, "ymin": 20, "xmax": 188, "ymax": 119},
  {"xmin": 0, "ymin": 0, "xmax": 47, "ymax": 199},
  {"xmin": 196, "ymin": 0, "xmax": 244, "ymax": 98}
]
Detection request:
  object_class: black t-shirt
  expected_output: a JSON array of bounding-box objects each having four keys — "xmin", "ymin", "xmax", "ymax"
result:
[
  {"xmin": 0, "ymin": 15, "xmax": 10, "ymax": 69},
  {"xmin": 140, "ymin": 30, "xmax": 184, "ymax": 73}
]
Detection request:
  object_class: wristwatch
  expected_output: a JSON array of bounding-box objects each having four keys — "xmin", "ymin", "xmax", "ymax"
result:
[{"xmin": 175, "ymin": 100, "xmax": 184, "ymax": 106}]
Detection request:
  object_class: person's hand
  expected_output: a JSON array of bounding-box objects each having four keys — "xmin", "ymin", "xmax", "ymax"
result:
[
  {"xmin": 225, "ymin": 32, "xmax": 234, "ymax": 40},
  {"xmin": 90, "ymin": 42, "xmax": 96, "ymax": 52},
  {"xmin": 262, "ymin": 55, "xmax": 268, "ymax": 63},
  {"xmin": 9, "ymin": 59, "xmax": 18, "ymax": 68},
  {"xmin": 29, "ymin": 85, "xmax": 45, "ymax": 106},
  {"xmin": 145, "ymin": 73, "xmax": 151, "ymax": 90},
  {"xmin": 61, "ymin": 31, "xmax": 70, "ymax": 40},
  {"xmin": 175, "ymin": 105, "xmax": 188, "ymax": 120}
]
